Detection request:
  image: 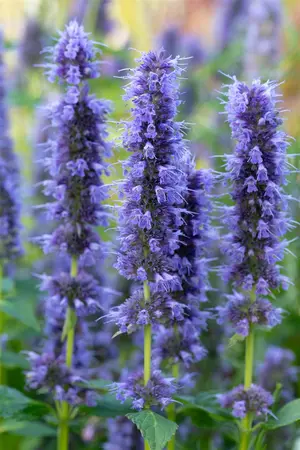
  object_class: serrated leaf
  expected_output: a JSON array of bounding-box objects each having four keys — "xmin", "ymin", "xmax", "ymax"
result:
[
  {"xmin": 0, "ymin": 386, "xmax": 50, "ymax": 419},
  {"xmin": 82, "ymin": 393, "xmax": 132, "ymax": 417},
  {"xmin": 176, "ymin": 393, "xmax": 232, "ymax": 424},
  {"xmin": 0, "ymin": 386, "xmax": 32, "ymax": 418},
  {"xmin": 0, "ymin": 420, "xmax": 56, "ymax": 437},
  {"xmin": 127, "ymin": 410, "xmax": 178, "ymax": 450},
  {"xmin": 266, "ymin": 399, "xmax": 300, "ymax": 429},
  {"xmin": 19, "ymin": 401, "xmax": 52, "ymax": 420},
  {"xmin": 0, "ymin": 300, "xmax": 40, "ymax": 331}
]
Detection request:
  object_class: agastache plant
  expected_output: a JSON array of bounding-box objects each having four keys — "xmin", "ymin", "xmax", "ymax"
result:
[
  {"xmin": 0, "ymin": 31, "xmax": 22, "ymax": 384},
  {"xmin": 152, "ymin": 163, "xmax": 212, "ymax": 449},
  {"xmin": 258, "ymin": 346, "xmax": 298, "ymax": 402},
  {"xmin": 109, "ymin": 49, "xmax": 190, "ymax": 449},
  {"xmin": 219, "ymin": 76, "xmax": 292, "ymax": 449},
  {"xmin": 32, "ymin": 21, "xmax": 111, "ymax": 450}
]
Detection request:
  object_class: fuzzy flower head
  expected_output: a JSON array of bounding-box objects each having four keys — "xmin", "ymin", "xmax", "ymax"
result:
[
  {"xmin": 27, "ymin": 21, "xmax": 113, "ymax": 398},
  {"xmin": 173, "ymin": 166, "xmax": 213, "ymax": 305},
  {"xmin": 111, "ymin": 49, "xmax": 192, "ymax": 334},
  {"xmin": 153, "ymin": 323, "xmax": 207, "ymax": 368},
  {"xmin": 42, "ymin": 290, "xmax": 117, "ymax": 380},
  {"xmin": 39, "ymin": 271, "xmax": 101, "ymax": 317},
  {"xmin": 44, "ymin": 20, "xmax": 99, "ymax": 84},
  {"xmin": 216, "ymin": 291, "xmax": 283, "ymax": 336},
  {"xmin": 115, "ymin": 50, "xmax": 188, "ymax": 287},
  {"xmin": 35, "ymin": 20, "xmax": 111, "ymax": 318},
  {"xmin": 218, "ymin": 384, "xmax": 273, "ymax": 419},
  {"xmin": 111, "ymin": 369, "xmax": 176, "ymax": 410},
  {"xmin": 221, "ymin": 77, "xmax": 291, "ymax": 293},
  {"xmin": 106, "ymin": 288, "xmax": 187, "ymax": 334},
  {"xmin": 151, "ymin": 165, "xmax": 212, "ymax": 369},
  {"xmin": 258, "ymin": 346, "xmax": 298, "ymax": 401},
  {"xmin": 25, "ymin": 352, "xmax": 96, "ymax": 406}
]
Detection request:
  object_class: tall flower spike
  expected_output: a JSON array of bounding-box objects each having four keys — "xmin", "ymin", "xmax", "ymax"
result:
[
  {"xmin": 28, "ymin": 20, "xmax": 112, "ymax": 449},
  {"xmin": 0, "ymin": 32, "xmax": 22, "ymax": 263},
  {"xmin": 110, "ymin": 50, "xmax": 190, "ymax": 424},
  {"xmin": 221, "ymin": 77, "xmax": 291, "ymax": 295},
  {"xmin": 219, "ymin": 76, "xmax": 293, "ymax": 448},
  {"xmin": 111, "ymin": 49, "xmax": 190, "ymax": 333},
  {"xmin": 153, "ymin": 166, "xmax": 212, "ymax": 369},
  {"xmin": 36, "ymin": 19, "xmax": 112, "ymax": 315}
]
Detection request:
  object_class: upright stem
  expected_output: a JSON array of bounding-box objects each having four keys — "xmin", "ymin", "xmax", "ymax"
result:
[
  {"xmin": 57, "ymin": 257, "xmax": 78, "ymax": 450},
  {"xmin": 0, "ymin": 265, "xmax": 4, "ymax": 385},
  {"xmin": 167, "ymin": 364, "xmax": 179, "ymax": 450},
  {"xmin": 239, "ymin": 327, "xmax": 255, "ymax": 450},
  {"xmin": 143, "ymin": 281, "xmax": 151, "ymax": 450}
]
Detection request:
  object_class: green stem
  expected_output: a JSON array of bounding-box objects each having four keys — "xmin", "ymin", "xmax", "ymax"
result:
[
  {"xmin": 57, "ymin": 257, "xmax": 78, "ymax": 450},
  {"xmin": 143, "ymin": 281, "xmax": 151, "ymax": 385},
  {"xmin": 239, "ymin": 329, "xmax": 255, "ymax": 450},
  {"xmin": 0, "ymin": 265, "xmax": 4, "ymax": 385},
  {"xmin": 167, "ymin": 364, "xmax": 179, "ymax": 450},
  {"xmin": 144, "ymin": 323, "xmax": 151, "ymax": 386},
  {"xmin": 65, "ymin": 308, "xmax": 75, "ymax": 368},
  {"xmin": 143, "ymin": 281, "xmax": 151, "ymax": 450},
  {"xmin": 57, "ymin": 406, "xmax": 69, "ymax": 450}
]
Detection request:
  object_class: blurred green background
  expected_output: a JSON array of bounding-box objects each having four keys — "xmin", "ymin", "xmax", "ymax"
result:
[{"xmin": 1, "ymin": 0, "xmax": 300, "ymax": 449}]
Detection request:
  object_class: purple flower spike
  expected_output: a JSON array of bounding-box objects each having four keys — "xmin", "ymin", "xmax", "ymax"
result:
[
  {"xmin": 35, "ymin": 20, "xmax": 111, "ymax": 316},
  {"xmin": 0, "ymin": 33, "xmax": 22, "ymax": 262},
  {"xmin": 25, "ymin": 352, "xmax": 94, "ymax": 406},
  {"xmin": 26, "ymin": 21, "xmax": 112, "ymax": 403},
  {"xmin": 153, "ymin": 323, "xmax": 207, "ymax": 368},
  {"xmin": 43, "ymin": 21, "xmax": 99, "ymax": 84},
  {"xmin": 220, "ymin": 76, "xmax": 291, "ymax": 293},
  {"xmin": 153, "ymin": 166, "xmax": 213, "ymax": 368},
  {"xmin": 110, "ymin": 50, "xmax": 191, "ymax": 333}
]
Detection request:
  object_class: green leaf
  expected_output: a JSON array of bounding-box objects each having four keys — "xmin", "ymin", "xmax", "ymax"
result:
[
  {"xmin": 0, "ymin": 386, "xmax": 50, "ymax": 419},
  {"xmin": 266, "ymin": 399, "xmax": 300, "ymax": 429},
  {"xmin": 0, "ymin": 300, "xmax": 40, "ymax": 331},
  {"xmin": 20, "ymin": 402, "xmax": 52, "ymax": 420},
  {"xmin": 2, "ymin": 278, "xmax": 14, "ymax": 293},
  {"xmin": 0, "ymin": 386, "xmax": 32, "ymax": 418},
  {"xmin": 176, "ymin": 392, "xmax": 232, "ymax": 426},
  {"xmin": 127, "ymin": 410, "xmax": 178, "ymax": 450},
  {"xmin": 0, "ymin": 420, "xmax": 56, "ymax": 437},
  {"xmin": 80, "ymin": 379, "xmax": 110, "ymax": 391},
  {"xmin": 228, "ymin": 333, "xmax": 245, "ymax": 348},
  {"xmin": 0, "ymin": 350, "xmax": 30, "ymax": 369},
  {"xmin": 82, "ymin": 393, "xmax": 132, "ymax": 417}
]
